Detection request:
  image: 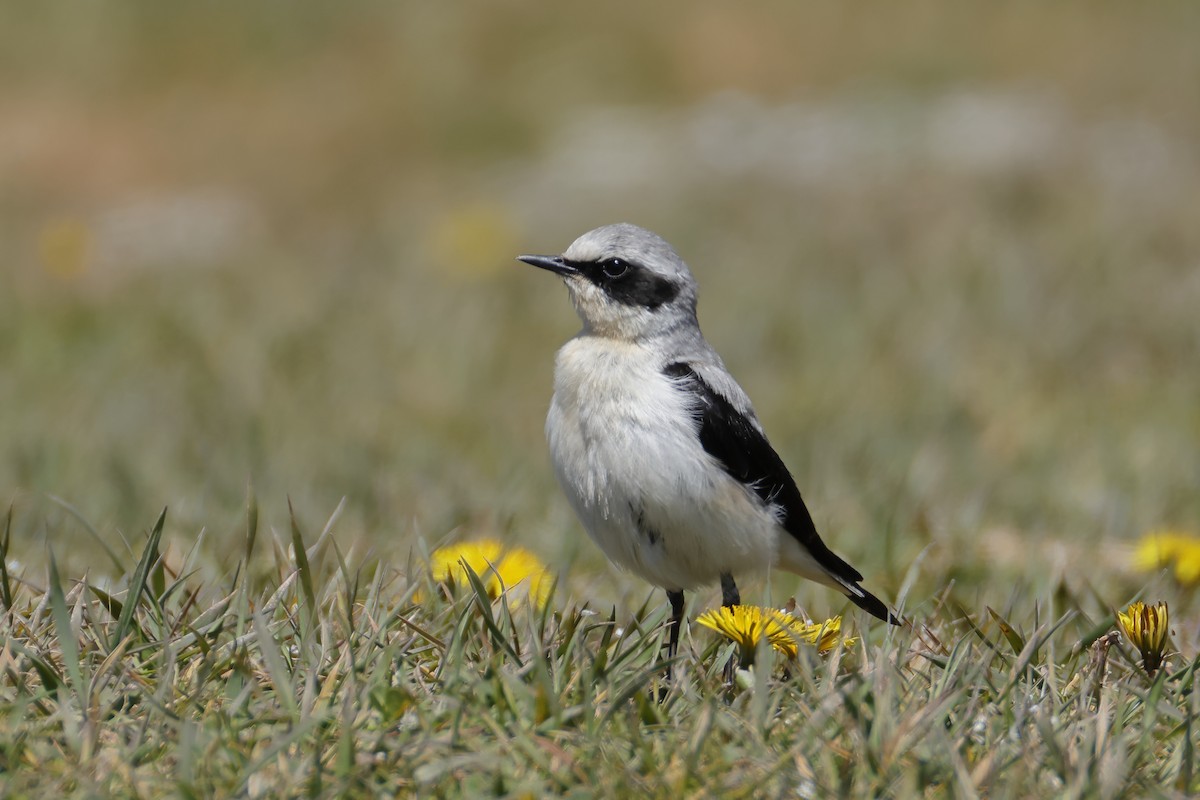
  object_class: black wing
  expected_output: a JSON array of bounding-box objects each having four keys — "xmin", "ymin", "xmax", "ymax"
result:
[{"xmin": 664, "ymin": 362, "xmax": 895, "ymax": 623}]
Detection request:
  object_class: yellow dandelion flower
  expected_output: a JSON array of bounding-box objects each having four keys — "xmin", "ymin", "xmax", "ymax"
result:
[
  {"xmin": 490, "ymin": 546, "xmax": 553, "ymax": 609},
  {"xmin": 429, "ymin": 540, "xmax": 502, "ymax": 586},
  {"xmin": 1134, "ymin": 531, "xmax": 1187, "ymax": 570},
  {"xmin": 778, "ymin": 614, "xmax": 857, "ymax": 654},
  {"xmin": 696, "ymin": 605, "xmax": 798, "ymax": 663},
  {"xmin": 1117, "ymin": 601, "xmax": 1169, "ymax": 676},
  {"xmin": 695, "ymin": 606, "xmax": 855, "ymax": 664},
  {"xmin": 1172, "ymin": 540, "xmax": 1200, "ymax": 584},
  {"xmin": 1133, "ymin": 530, "xmax": 1200, "ymax": 585},
  {"xmin": 427, "ymin": 540, "xmax": 552, "ymax": 610}
]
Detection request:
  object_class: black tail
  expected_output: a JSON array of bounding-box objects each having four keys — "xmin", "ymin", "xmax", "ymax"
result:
[{"xmin": 845, "ymin": 584, "xmax": 902, "ymax": 625}]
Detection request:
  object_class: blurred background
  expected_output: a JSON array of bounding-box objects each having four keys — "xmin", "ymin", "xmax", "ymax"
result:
[{"xmin": 3, "ymin": 2, "xmax": 1198, "ymax": 614}]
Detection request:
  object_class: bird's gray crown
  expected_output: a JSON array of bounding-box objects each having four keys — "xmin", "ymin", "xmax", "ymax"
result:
[
  {"xmin": 528, "ymin": 221, "xmax": 700, "ymax": 340},
  {"xmin": 518, "ymin": 223, "xmax": 700, "ymax": 341},
  {"xmin": 562, "ymin": 224, "xmax": 694, "ymax": 285}
]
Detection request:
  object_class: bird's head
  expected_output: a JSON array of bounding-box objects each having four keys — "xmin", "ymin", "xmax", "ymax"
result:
[{"xmin": 518, "ymin": 223, "xmax": 699, "ymax": 341}]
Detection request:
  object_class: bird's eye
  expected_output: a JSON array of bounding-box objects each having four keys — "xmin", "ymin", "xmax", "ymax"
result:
[{"xmin": 601, "ymin": 258, "xmax": 629, "ymax": 279}]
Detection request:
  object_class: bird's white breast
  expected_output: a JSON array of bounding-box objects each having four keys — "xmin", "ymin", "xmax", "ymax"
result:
[{"xmin": 546, "ymin": 336, "xmax": 779, "ymax": 590}]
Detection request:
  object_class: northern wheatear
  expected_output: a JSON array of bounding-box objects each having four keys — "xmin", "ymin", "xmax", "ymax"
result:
[{"xmin": 518, "ymin": 224, "xmax": 897, "ymax": 660}]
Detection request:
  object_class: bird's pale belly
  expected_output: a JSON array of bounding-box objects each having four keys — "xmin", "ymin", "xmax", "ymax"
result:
[{"xmin": 546, "ymin": 339, "xmax": 779, "ymax": 591}]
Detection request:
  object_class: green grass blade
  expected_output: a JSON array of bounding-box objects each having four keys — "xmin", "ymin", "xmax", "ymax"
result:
[
  {"xmin": 287, "ymin": 497, "xmax": 317, "ymax": 617},
  {"xmin": 460, "ymin": 561, "xmax": 523, "ymax": 665},
  {"xmin": 46, "ymin": 494, "xmax": 125, "ymax": 573},
  {"xmin": 110, "ymin": 507, "xmax": 167, "ymax": 649},
  {"xmin": 0, "ymin": 504, "xmax": 12, "ymax": 612},
  {"xmin": 5, "ymin": 638, "xmax": 63, "ymax": 695},
  {"xmin": 244, "ymin": 482, "xmax": 259, "ymax": 566},
  {"xmin": 47, "ymin": 552, "xmax": 86, "ymax": 711},
  {"xmin": 987, "ymin": 606, "xmax": 1026, "ymax": 654},
  {"xmin": 252, "ymin": 607, "xmax": 299, "ymax": 719},
  {"xmin": 1177, "ymin": 689, "xmax": 1195, "ymax": 794},
  {"xmin": 86, "ymin": 584, "xmax": 124, "ymax": 621}
]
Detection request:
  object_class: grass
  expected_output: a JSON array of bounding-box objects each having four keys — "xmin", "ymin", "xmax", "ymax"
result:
[
  {"xmin": 4, "ymin": 2, "xmax": 1200, "ymax": 796},
  {"xmin": 1, "ymin": 501, "xmax": 1197, "ymax": 797}
]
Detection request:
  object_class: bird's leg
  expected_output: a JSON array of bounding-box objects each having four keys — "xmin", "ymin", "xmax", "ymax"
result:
[
  {"xmin": 720, "ymin": 572, "xmax": 740, "ymax": 608},
  {"xmin": 666, "ymin": 590, "xmax": 685, "ymax": 660},
  {"xmin": 719, "ymin": 573, "xmax": 740, "ymax": 684},
  {"xmin": 661, "ymin": 589, "xmax": 685, "ymax": 690}
]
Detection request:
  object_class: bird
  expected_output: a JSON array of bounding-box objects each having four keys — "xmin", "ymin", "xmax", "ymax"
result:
[{"xmin": 516, "ymin": 223, "xmax": 898, "ymax": 664}]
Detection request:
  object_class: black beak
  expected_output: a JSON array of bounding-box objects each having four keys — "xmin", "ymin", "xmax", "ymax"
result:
[{"xmin": 516, "ymin": 254, "xmax": 577, "ymax": 276}]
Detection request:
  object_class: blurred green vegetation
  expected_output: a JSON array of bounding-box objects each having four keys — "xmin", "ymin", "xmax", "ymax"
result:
[{"xmin": 2, "ymin": 2, "xmax": 1199, "ymax": 619}]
